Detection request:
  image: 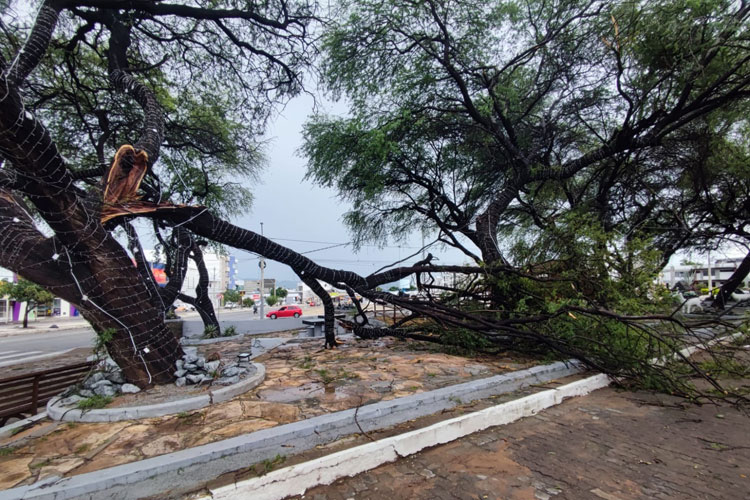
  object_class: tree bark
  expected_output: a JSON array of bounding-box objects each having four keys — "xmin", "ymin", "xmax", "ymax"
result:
[{"xmin": 712, "ymin": 250, "xmax": 750, "ymax": 310}]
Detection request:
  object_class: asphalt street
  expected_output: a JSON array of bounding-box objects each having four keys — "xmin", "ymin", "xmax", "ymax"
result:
[{"xmin": 0, "ymin": 309, "xmax": 307, "ymax": 367}]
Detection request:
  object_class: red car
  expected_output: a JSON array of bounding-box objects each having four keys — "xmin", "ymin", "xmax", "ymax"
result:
[{"xmin": 266, "ymin": 305, "xmax": 302, "ymax": 319}]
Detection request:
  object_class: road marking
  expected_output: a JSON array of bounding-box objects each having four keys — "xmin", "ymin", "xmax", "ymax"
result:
[
  {"xmin": 0, "ymin": 350, "xmax": 41, "ymax": 360},
  {"xmin": 0, "ymin": 349, "xmax": 73, "ymax": 367}
]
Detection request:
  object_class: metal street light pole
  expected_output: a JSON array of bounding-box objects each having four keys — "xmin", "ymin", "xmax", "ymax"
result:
[{"xmin": 259, "ymin": 222, "xmax": 265, "ymax": 320}]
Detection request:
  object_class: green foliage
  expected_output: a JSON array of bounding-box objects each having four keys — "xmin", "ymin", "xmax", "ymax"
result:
[
  {"xmin": 203, "ymin": 324, "xmax": 220, "ymax": 339},
  {"xmin": 0, "ymin": 278, "xmax": 54, "ymax": 305},
  {"xmin": 76, "ymin": 395, "xmax": 113, "ymax": 410},
  {"xmin": 259, "ymin": 455, "xmax": 286, "ymax": 475},
  {"xmin": 266, "ymin": 295, "xmax": 279, "ymax": 307},
  {"xmin": 439, "ymin": 328, "xmax": 493, "ymax": 355},
  {"xmin": 0, "ymin": 279, "xmax": 55, "ymax": 326},
  {"xmin": 0, "ymin": 447, "xmax": 15, "ymax": 456},
  {"xmin": 275, "ymin": 287, "xmax": 288, "ymax": 298},
  {"xmin": 94, "ymin": 328, "xmax": 116, "ymax": 357},
  {"xmin": 223, "ymin": 289, "xmax": 242, "ymax": 305},
  {"xmin": 242, "ymin": 298, "xmax": 254, "ymax": 308},
  {"xmin": 222, "ymin": 325, "xmax": 237, "ymax": 337}
]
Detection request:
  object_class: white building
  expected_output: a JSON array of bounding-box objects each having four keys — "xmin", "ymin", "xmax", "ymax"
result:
[
  {"xmin": 661, "ymin": 257, "xmax": 749, "ymax": 289},
  {"xmin": 145, "ymin": 250, "xmax": 236, "ymax": 310},
  {"xmin": 0, "ymin": 268, "xmax": 78, "ymax": 322}
]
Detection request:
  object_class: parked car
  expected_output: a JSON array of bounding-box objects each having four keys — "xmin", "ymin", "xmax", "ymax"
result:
[
  {"xmin": 266, "ymin": 305, "xmax": 303, "ymax": 319},
  {"xmin": 224, "ymin": 303, "xmax": 238, "ymax": 309}
]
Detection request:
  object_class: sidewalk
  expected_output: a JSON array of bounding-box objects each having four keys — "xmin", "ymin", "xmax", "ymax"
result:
[{"xmin": 292, "ymin": 386, "xmax": 749, "ymax": 500}]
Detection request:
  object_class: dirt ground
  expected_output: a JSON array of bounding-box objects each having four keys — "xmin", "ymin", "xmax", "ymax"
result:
[{"xmin": 293, "ymin": 374, "xmax": 750, "ymax": 500}]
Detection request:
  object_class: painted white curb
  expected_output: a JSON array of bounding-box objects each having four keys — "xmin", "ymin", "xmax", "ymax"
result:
[
  {"xmin": 46, "ymin": 363, "xmax": 265, "ymax": 422},
  {"xmin": 206, "ymin": 373, "xmax": 611, "ymax": 500}
]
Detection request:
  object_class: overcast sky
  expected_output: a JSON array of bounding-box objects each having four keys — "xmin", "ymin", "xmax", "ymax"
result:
[{"xmin": 229, "ymin": 92, "xmax": 469, "ymax": 284}]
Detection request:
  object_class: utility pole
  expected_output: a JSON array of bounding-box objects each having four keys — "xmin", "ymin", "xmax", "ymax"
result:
[
  {"xmin": 707, "ymin": 249, "xmax": 712, "ymax": 293},
  {"xmin": 259, "ymin": 222, "xmax": 265, "ymax": 320}
]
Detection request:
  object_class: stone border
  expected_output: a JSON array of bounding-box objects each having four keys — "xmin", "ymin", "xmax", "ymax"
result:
[
  {"xmin": 45, "ymin": 363, "xmax": 265, "ymax": 423},
  {"xmin": 207, "ymin": 373, "xmax": 612, "ymax": 500},
  {"xmin": 0, "ymin": 360, "xmax": 582, "ymax": 500},
  {"xmin": 0, "ymin": 412, "xmax": 48, "ymax": 439}
]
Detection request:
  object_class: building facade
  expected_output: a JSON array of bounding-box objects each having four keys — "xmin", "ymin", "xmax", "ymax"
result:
[{"xmin": 661, "ymin": 257, "xmax": 749, "ymax": 289}]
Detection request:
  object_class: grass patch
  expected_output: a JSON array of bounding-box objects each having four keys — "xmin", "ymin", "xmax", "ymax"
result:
[
  {"xmin": 9, "ymin": 426, "xmax": 25, "ymax": 436},
  {"xmin": 74, "ymin": 444, "xmax": 91, "ymax": 454},
  {"xmin": 0, "ymin": 447, "xmax": 15, "ymax": 457},
  {"xmin": 258, "ymin": 454, "xmax": 285, "ymax": 475},
  {"xmin": 297, "ymin": 355, "xmax": 315, "ymax": 370},
  {"xmin": 76, "ymin": 395, "xmax": 113, "ymax": 410},
  {"xmin": 30, "ymin": 458, "xmax": 52, "ymax": 469},
  {"xmin": 314, "ymin": 368, "xmax": 360, "ymax": 385}
]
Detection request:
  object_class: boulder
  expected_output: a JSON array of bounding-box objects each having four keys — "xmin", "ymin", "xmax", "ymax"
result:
[
  {"xmin": 186, "ymin": 374, "xmax": 206, "ymax": 384},
  {"xmin": 183, "ymin": 363, "xmax": 198, "ymax": 372},
  {"xmin": 91, "ymin": 379, "xmax": 113, "ymax": 389},
  {"xmin": 175, "ymin": 359, "xmax": 184, "ymax": 370},
  {"xmin": 93, "ymin": 384, "xmax": 117, "ymax": 397},
  {"xmin": 221, "ymin": 365, "xmax": 247, "ymax": 378},
  {"xmin": 205, "ymin": 361, "xmax": 221, "ymax": 373},
  {"xmin": 174, "ymin": 369, "xmax": 187, "ymax": 378},
  {"xmin": 120, "ymin": 383, "xmax": 141, "ymax": 394},
  {"xmin": 175, "ymin": 377, "xmax": 187, "ymax": 387},
  {"xmin": 106, "ymin": 371, "xmax": 126, "ymax": 384}
]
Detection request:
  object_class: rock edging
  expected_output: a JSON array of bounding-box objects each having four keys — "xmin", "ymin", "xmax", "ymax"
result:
[{"xmin": 46, "ymin": 362, "xmax": 265, "ymax": 423}]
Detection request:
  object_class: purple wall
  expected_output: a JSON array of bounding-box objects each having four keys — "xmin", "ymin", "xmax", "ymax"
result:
[{"xmin": 12, "ymin": 301, "xmax": 20, "ymax": 322}]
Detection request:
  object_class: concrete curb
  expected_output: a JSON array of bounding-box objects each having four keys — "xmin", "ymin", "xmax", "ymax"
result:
[
  {"xmin": 207, "ymin": 373, "xmax": 612, "ymax": 500},
  {"xmin": 0, "ymin": 412, "xmax": 48, "ymax": 439},
  {"xmin": 45, "ymin": 363, "xmax": 265, "ymax": 423},
  {"xmin": 0, "ymin": 361, "xmax": 582, "ymax": 500}
]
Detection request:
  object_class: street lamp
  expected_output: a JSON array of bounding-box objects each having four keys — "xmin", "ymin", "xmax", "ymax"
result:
[{"xmin": 259, "ymin": 222, "xmax": 265, "ymax": 320}]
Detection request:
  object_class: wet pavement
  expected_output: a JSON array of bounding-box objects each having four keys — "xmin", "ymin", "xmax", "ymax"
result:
[
  {"xmin": 0, "ymin": 337, "xmax": 537, "ymax": 490},
  {"xmin": 291, "ymin": 386, "xmax": 750, "ymax": 500}
]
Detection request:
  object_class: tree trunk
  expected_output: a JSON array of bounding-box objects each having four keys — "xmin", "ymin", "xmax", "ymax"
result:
[
  {"xmin": 712, "ymin": 250, "xmax": 750, "ymax": 310},
  {"xmin": 188, "ymin": 242, "xmax": 220, "ymax": 333},
  {"xmin": 22, "ymin": 302, "xmax": 32, "ymax": 328},
  {"xmin": 299, "ymin": 274, "xmax": 337, "ymax": 348}
]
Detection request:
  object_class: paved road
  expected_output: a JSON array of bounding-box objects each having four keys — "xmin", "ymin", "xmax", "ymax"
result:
[
  {"xmin": 182, "ymin": 313, "xmax": 306, "ymax": 338},
  {"xmin": 0, "ymin": 309, "xmax": 310, "ymax": 367},
  {"xmin": 0, "ymin": 327, "xmax": 95, "ymax": 367}
]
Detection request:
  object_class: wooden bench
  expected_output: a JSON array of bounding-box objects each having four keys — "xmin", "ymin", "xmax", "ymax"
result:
[{"xmin": 0, "ymin": 361, "xmax": 95, "ymax": 426}]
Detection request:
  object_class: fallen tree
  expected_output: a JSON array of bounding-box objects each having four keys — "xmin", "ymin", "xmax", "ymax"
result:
[{"xmin": 1, "ymin": 0, "xmax": 749, "ymax": 402}]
